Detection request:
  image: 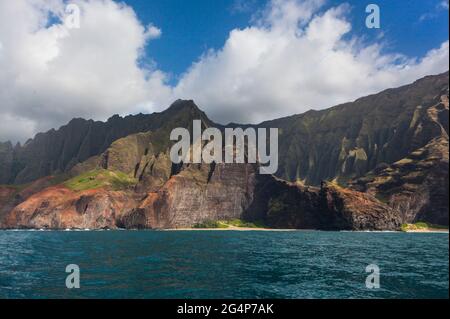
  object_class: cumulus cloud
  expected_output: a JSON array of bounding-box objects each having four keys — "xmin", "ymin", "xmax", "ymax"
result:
[
  {"xmin": 0, "ymin": 0, "xmax": 449, "ymax": 143},
  {"xmin": 174, "ymin": 0, "xmax": 449, "ymax": 124},
  {"xmin": 0, "ymin": 0, "xmax": 171, "ymax": 143},
  {"xmin": 145, "ymin": 24, "xmax": 162, "ymax": 39}
]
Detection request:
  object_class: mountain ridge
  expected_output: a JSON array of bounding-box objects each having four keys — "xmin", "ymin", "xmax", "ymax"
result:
[
  {"xmin": 1, "ymin": 71, "xmax": 448, "ymax": 186},
  {"xmin": 0, "ymin": 71, "xmax": 448, "ymax": 230},
  {"xmin": 0, "ymin": 99, "xmax": 211, "ymax": 184}
]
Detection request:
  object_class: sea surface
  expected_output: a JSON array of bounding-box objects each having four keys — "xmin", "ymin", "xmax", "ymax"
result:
[{"xmin": 0, "ymin": 230, "xmax": 448, "ymax": 299}]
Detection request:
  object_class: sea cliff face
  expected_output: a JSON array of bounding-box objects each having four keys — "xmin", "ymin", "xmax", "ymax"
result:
[
  {"xmin": 3, "ymin": 187, "xmax": 137, "ymax": 229},
  {"xmin": 119, "ymin": 162, "xmax": 258, "ymax": 229},
  {"xmin": 0, "ymin": 162, "xmax": 400, "ymax": 230},
  {"xmin": 0, "ymin": 72, "xmax": 448, "ymax": 230},
  {"xmin": 244, "ymin": 176, "xmax": 400, "ymax": 230}
]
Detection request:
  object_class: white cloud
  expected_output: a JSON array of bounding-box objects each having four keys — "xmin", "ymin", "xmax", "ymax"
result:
[
  {"xmin": 230, "ymin": 0, "xmax": 258, "ymax": 14},
  {"xmin": 0, "ymin": 114, "xmax": 37, "ymax": 145},
  {"xmin": 0, "ymin": 0, "xmax": 449, "ymax": 143},
  {"xmin": 420, "ymin": 0, "xmax": 449, "ymax": 21},
  {"xmin": 174, "ymin": 0, "xmax": 449, "ymax": 124},
  {"xmin": 0, "ymin": 0, "xmax": 171, "ymax": 143},
  {"xmin": 145, "ymin": 24, "xmax": 162, "ymax": 40},
  {"xmin": 439, "ymin": 0, "xmax": 449, "ymax": 10}
]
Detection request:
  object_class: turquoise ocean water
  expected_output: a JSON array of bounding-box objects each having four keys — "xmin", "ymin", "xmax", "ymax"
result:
[{"xmin": 0, "ymin": 230, "xmax": 448, "ymax": 299}]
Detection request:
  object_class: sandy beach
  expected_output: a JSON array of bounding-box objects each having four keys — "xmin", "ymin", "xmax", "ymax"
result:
[
  {"xmin": 404, "ymin": 229, "xmax": 449, "ymax": 233},
  {"xmin": 163, "ymin": 226, "xmax": 300, "ymax": 231}
]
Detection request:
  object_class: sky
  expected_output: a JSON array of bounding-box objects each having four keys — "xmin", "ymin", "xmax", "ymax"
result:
[{"xmin": 0, "ymin": 0, "xmax": 449, "ymax": 143}]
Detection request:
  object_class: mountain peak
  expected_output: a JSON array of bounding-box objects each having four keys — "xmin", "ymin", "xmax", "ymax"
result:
[
  {"xmin": 162, "ymin": 99, "xmax": 213, "ymax": 125},
  {"xmin": 166, "ymin": 99, "xmax": 201, "ymax": 113}
]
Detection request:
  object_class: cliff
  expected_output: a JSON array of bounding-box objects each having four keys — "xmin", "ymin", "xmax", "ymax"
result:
[
  {"xmin": 0, "ymin": 72, "xmax": 448, "ymax": 230},
  {"xmin": 350, "ymin": 91, "xmax": 449, "ymax": 226},
  {"xmin": 0, "ymin": 163, "xmax": 400, "ymax": 231}
]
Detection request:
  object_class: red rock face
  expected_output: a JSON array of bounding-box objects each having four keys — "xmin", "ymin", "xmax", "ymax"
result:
[
  {"xmin": 0, "ymin": 161, "xmax": 257, "ymax": 230},
  {"xmin": 0, "ymin": 176, "xmax": 56, "ymax": 222},
  {"xmin": 117, "ymin": 164, "xmax": 400, "ymax": 231},
  {"xmin": 2, "ymin": 186, "xmax": 137, "ymax": 229},
  {"xmin": 0, "ymin": 161, "xmax": 402, "ymax": 230},
  {"xmin": 119, "ymin": 162, "xmax": 257, "ymax": 229}
]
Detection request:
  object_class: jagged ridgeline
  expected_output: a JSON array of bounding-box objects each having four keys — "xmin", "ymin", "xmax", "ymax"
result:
[
  {"xmin": 0, "ymin": 71, "xmax": 448, "ymax": 230},
  {"xmin": 0, "ymin": 99, "xmax": 212, "ymax": 185},
  {"xmin": 1, "ymin": 72, "xmax": 448, "ymax": 186},
  {"xmin": 259, "ymin": 71, "xmax": 449, "ymax": 185}
]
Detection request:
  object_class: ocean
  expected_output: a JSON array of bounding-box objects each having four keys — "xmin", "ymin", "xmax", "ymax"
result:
[{"xmin": 0, "ymin": 230, "xmax": 448, "ymax": 299}]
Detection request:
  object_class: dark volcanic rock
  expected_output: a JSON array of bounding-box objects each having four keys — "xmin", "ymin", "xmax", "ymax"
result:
[
  {"xmin": 245, "ymin": 177, "xmax": 400, "ymax": 230},
  {"xmin": 117, "ymin": 160, "xmax": 399, "ymax": 230}
]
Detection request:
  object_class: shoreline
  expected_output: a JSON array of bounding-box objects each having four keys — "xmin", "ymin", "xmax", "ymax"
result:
[
  {"xmin": 404, "ymin": 229, "xmax": 449, "ymax": 233},
  {"xmin": 163, "ymin": 226, "xmax": 300, "ymax": 232},
  {"xmin": 1, "ymin": 227, "xmax": 448, "ymax": 233}
]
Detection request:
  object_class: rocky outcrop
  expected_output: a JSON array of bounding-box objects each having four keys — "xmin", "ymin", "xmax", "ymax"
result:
[
  {"xmin": 1, "ymin": 129, "xmax": 402, "ymax": 231},
  {"xmin": 0, "ymin": 176, "xmax": 58, "ymax": 222},
  {"xmin": 70, "ymin": 131, "xmax": 174, "ymax": 193},
  {"xmin": 244, "ymin": 177, "xmax": 400, "ymax": 230},
  {"xmin": 119, "ymin": 162, "xmax": 257, "ymax": 229},
  {"xmin": 2, "ymin": 186, "xmax": 138, "ymax": 229},
  {"xmin": 350, "ymin": 137, "xmax": 449, "ymax": 226}
]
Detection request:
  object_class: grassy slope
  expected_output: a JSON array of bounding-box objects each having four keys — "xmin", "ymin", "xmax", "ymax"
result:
[
  {"xmin": 401, "ymin": 222, "xmax": 449, "ymax": 232},
  {"xmin": 63, "ymin": 169, "xmax": 137, "ymax": 192}
]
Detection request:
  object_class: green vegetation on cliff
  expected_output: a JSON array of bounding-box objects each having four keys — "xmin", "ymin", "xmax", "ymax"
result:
[
  {"xmin": 401, "ymin": 222, "xmax": 448, "ymax": 232},
  {"xmin": 64, "ymin": 169, "xmax": 137, "ymax": 192}
]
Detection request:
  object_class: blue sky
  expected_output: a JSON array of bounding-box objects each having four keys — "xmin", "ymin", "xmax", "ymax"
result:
[
  {"xmin": 125, "ymin": 0, "xmax": 449, "ymax": 83},
  {"xmin": 126, "ymin": 0, "xmax": 255, "ymax": 81}
]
